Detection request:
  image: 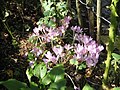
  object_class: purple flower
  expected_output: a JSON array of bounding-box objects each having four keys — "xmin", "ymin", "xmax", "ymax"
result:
[
  {"xmin": 85, "ymin": 54, "xmax": 99, "ymax": 67},
  {"xmin": 29, "ymin": 61, "xmax": 35, "ymax": 67},
  {"xmin": 48, "ymin": 28, "xmax": 59, "ymax": 38},
  {"xmin": 87, "ymin": 44, "xmax": 97, "ymax": 53},
  {"xmin": 52, "ymin": 45, "xmax": 63, "ymax": 56},
  {"xmin": 73, "ymin": 54, "xmax": 84, "ymax": 62},
  {"xmin": 62, "ymin": 16, "xmax": 71, "ymax": 28},
  {"xmin": 43, "ymin": 51, "xmax": 57, "ymax": 64},
  {"xmin": 64, "ymin": 16, "xmax": 71, "ymax": 25},
  {"xmin": 57, "ymin": 26, "xmax": 66, "ymax": 36},
  {"xmin": 31, "ymin": 47, "xmax": 42, "ymax": 57},
  {"xmin": 74, "ymin": 44, "xmax": 87, "ymax": 55},
  {"xmin": 97, "ymin": 45, "xmax": 104, "ymax": 52},
  {"xmin": 71, "ymin": 26, "xmax": 78, "ymax": 32},
  {"xmin": 71, "ymin": 26, "xmax": 82, "ymax": 33},
  {"xmin": 64, "ymin": 44, "xmax": 73, "ymax": 51},
  {"xmin": 43, "ymin": 34, "xmax": 51, "ymax": 42},
  {"xmin": 33, "ymin": 27, "xmax": 39, "ymax": 36},
  {"xmin": 80, "ymin": 34, "xmax": 93, "ymax": 44},
  {"xmin": 85, "ymin": 57, "xmax": 95, "ymax": 67}
]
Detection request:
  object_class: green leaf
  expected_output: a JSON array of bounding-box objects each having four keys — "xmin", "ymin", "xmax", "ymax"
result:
[
  {"xmin": 48, "ymin": 20, "xmax": 56, "ymax": 27},
  {"xmin": 30, "ymin": 82, "xmax": 39, "ymax": 90},
  {"xmin": 48, "ymin": 79, "xmax": 66, "ymax": 90},
  {"xmin": 69, "ymin": 59, "xmax": 78, "ymax": 66},
  {"xmin": 26, "ymin": 68, "xmax": 33, "ymax": 82},
  {"xmin": 42, "ymin": 74, "xmax": 51, "ymax": 85},
  {"xmin": 28, "ymin": 53, "xmax": 34, "ymax": 60},
  {"xmin": 20, "ymin": 88, "xmax": 31, "ymax": 90},
  {"xmin": 0, "ymin": 79, "xmax": 29, "ymax": 90},
  {"xmin": 82, "ymin": 83, "xmax": 94, "ymax": 90},
  {"xmin": 44, "ymin": 10, "xmax": 51, "ymax": 16},
  {"xmin": 33, "ymin": 63, "xmax": 47, "ymax": 79},
  {"xmin": 112, "ymin": 87, "xmax": 120, "ymax": 90},
  {"xmin": 78, "ymin": 62, "xmax": 86, "ymax": 70},
  {"xmin": 49, "ymin": 64, "xmax": 65, "ymax": 82},
  {"xmin": 112, "ymin": 53, "xmax": 120, "ymax": 60}
]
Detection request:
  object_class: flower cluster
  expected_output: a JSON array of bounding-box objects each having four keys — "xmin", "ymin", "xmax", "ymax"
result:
[
  {"xmin": 28, "ymin": 16, "xmax": 104, "ymax": 67},
  {"xmin": 31, "ymin": 16, "xmax": 71, "ymax": 43}
]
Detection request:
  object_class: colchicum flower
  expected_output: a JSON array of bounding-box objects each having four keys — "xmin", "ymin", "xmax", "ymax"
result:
[
  {"xmin": 43, "ymin": 51, "xmax": 57, "ymax": 64},
  {"xmin": 52, "ymin": 45, "xmax": 64, "ymax": 57},
  {"xmin": 29, "ymin": 15, "xmax": 104, "ymax": 68},
  {"xmin": 31, "ymin": 47, "xmax": 42, "ymax": 57}
]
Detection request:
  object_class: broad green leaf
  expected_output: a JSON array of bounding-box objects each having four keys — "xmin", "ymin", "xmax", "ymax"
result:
[
  {"xmin": 33, "ymin": 63, "xmax": 47, "ymax": 79},
  {"xmin": 42, "ymin": 74, "xmax": 51, "ymax": 85},
  {"xmin": 69, "ymin": 59, "xmax": 78, "ymax": 66},
  {"xmin": 0, "ymin": 79, "xmax": 28, "ymax": 90},
  {"xmin": 112, "ymin": 53, "xmax": 120, "ymax": 60},
  {"xmin": 82, "ymin": 83, "xmax": 94, "ymax": 90},
  {"xmin": 48, "ymin": 79, "xmax": 66, "ymax": 90},
  {"xmin": 49, "ymin": 64, "xmax": 65, "ymax": 82}
]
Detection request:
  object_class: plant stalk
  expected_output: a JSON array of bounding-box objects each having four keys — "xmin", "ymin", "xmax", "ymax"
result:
[
  {"xmin": 102, "ymin": 0, "xmax": 118, "ymax": 88},
  {"xmin": 86, "ymin": 0, "xmax": 95, "ymax": 39},
  {"xmin": 96, "ymin": 0, "xmax": 101, "ymax": 43},
  {"xmin": 76, "ymin": 0, "xmax": 83, "ymax": 27}
]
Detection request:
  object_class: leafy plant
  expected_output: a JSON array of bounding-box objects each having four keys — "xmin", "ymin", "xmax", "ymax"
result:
[
  {"xmin": 23, "ymin": 15, "xmax": 103, "ymax": 89},
  {"xmin": 102, "ymin": 0, "xmax": 119, "ymax": 88},
  {"xmin": 0, "ymin": 79, "xmax": 31, "ymax": 90},
  {"xmin": 37, "ymin": 0, "xmax": 68, "ymax": 27},
  {"xmin": 0, "ymin": 1, "xmax": 104, "ymax": 89}
]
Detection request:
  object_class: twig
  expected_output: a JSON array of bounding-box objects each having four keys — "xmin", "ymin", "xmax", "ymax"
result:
[{"xmin": 79, "ymin": 0, "xmax": 111, "ymax": 24}]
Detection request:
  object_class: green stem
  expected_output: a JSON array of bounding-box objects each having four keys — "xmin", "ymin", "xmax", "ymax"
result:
[
  {"xmin": 102, "ymin": 0, "xmax": 118, "ymax": 88},
  {"xmin": 2, "ymin": 21, "xmax": 15, "ymax": 39}
]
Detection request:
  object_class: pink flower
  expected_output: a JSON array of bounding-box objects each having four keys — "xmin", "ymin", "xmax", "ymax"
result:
[
  {"xmin": 74, "ymin": 44, "xmax": 87, "ymax": 55},
  {"xmin": 97, "ymin": 45, "xmax": 104, "ymax": 52},
  {"xmin": 31, "ymin": 47, "xmax": 42, "ymax": 57},
  {"xmin": 57, "ymin": 26, "xmax": 66, "ymax": 36},
  {"xmin": 64, "ymin": 44, "xmax": 73, "ymax": 51},
  {"xmin": 43, "ymin": 51, "xmax": 57, "ymax": 64},
  {"xmin": 33, "ymin": 27, "xmax": 40, "ymax": 36},
  {"xmin": 62, "ymin": 16, "xmax": 71, "ymax": 28},
  {"xmin": 64, "ymin": 16, "xmax": 71, "ymax": 25},
  {"xmin": 71, "ymin": 26, "xmax": 82, "ymax": 33},
  {"xmin": 29, "ymin": 61, "xmax": 35, "ymax": 67},
  {"xmin": 52, "ymin": 46, "xmax": 63, "ymax": 56}
]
